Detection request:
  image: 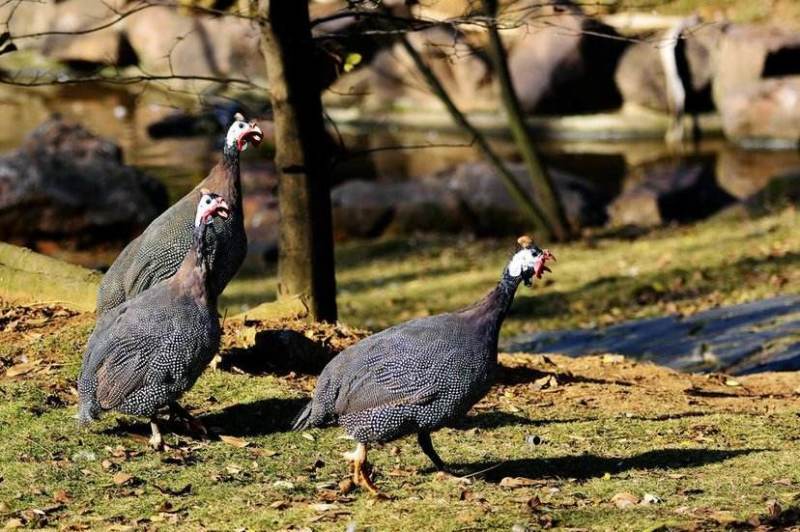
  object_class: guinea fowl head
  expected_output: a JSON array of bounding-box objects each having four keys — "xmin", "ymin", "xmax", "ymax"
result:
[
  {"xmin": 224, "ymin": 112, "xmax": 263, "ymax": 154},
  {"xmin": 194, "ymin": 189, "xmax": 230, "ymax": 227},
  {"xmin": 506, "ymin": 235, "xmax": 555, "ymax": 287}
]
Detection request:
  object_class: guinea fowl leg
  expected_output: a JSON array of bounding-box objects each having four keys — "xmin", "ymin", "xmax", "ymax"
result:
[
  {"xmin": 169, "ymin": 402, "xmax": 208, "ymax": 437},
  {"xmin": 149, "ymin": 417, "xmax": 164, "ymax": 451},
  {"xmin": 417, "ymin": 431, "xmax": 447, "ymax": 472},
  {"xmin": 343, "ymin": 443, "xmax": 379, "ymax": 495}
]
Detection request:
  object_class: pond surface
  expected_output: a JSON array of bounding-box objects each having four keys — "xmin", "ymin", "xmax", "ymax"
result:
[{"xmin": 3, "ymin": 83, "xmax": 800, "ymax": 214}]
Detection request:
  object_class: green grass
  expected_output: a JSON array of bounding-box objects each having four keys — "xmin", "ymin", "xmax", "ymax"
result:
[
  {"xmin": 224, "ymin": 207, "xmax": 800, "ymax": 336},
  {"xmin": 2, "ymin": 207, "xmax": 800, "ymax": 530}
]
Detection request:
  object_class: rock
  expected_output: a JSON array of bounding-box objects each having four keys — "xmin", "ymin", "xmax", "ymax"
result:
[
  {"xmin": 446, "ymin": 161, "xmax": 610, "ymax": 233},
  {"xmin": 716, "ymin": 147, "xmax": 800, "ymax": 199},
  {"xmin": 331, "ymin": 179, "xmax": 468, "ymax": 239},
  {"xmin": 0, "ymin": 242, "xmax": 101, "ymax": 312},
  {"xmin": 615, "ymin": 24, "xmax": 720, "ymax": 113},
  {"xmin": 719, "ymin": 76, "xmax": 800, "ymax": 147},
  {"xmin": 712, "ymin": 24, "xmax": 800, "ymax": 115},
  {"xmin": 505, "ymin": 5, "xmax": 626, "ymax": 114},
  {"xmin": 740, "ymin": 172, "xmax": 800, "ymax": 215},
  {"xmin": 21, "ymin": 0, "xmax": 131, "ymax": 65},
  {"xmin": 0, "ymin": 117, "xmax": 167, "ymax": 250},
  {"xmin": 607, "ymin": 159, "xmax": 735, "ymax": 227},
  {"xmin": 330, "ymin": 161, "xmax": 611, "ymax": 239},
  {"xmin": 327, "ymin": 27, "xmax": 494, "ymax": 112},
  {"xmin": 124, "ymin": 6, "xmax": 265, "ymax": 84},
  {"xmin": 7, "ymin": 0, "xmax": 266, "ymax": 86}
]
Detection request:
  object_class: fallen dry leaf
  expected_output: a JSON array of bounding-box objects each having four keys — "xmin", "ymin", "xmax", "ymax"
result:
[
  {"xmin": 500, "ymin": 477, "xmax": 538, "ymax": 489},
  {"xmin": 3, "ymin": 518, "xmax": 23, "ymax": 529},
  {"xmin": 5, "ymin": 361, "xmax": 39, "ymax": 378},
  {"xmin": 219, "ymin": 435, "xmax": 251, "ymax": 448},
  {"xmin": 611, "ymin": 492, "xmax": 640, "ymax": 509},
  {"xmin": 310, "ymin": 503, "xmax": 337, "ymax": 512},
  {"xmin": 52, "ymin": 489, "xmax": 70, "ymax": 503},
  {"xmin": 111, "ymin": 472, "xmax": 133, "ymax": 486}
]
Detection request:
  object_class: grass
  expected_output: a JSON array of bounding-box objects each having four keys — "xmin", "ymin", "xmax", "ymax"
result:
[
  {"xmin": 1, "ymin": 207, "xmax": 800, "ymax": 530},
  {"xmin": 223, "ymin": 207, "xmax": 800, "ymax": 337}
]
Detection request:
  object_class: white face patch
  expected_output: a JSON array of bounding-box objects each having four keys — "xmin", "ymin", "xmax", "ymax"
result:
[
  {"xmin": 507, "ymin": 248, "xmax": 537, "ymax": 278},
  {"xmin": 225, "ymin": 120, "xmax": 248, "ymax": 150},
  {"xmin": 195, "ymin": 194, "xmax": 216, "ymax": 227}
]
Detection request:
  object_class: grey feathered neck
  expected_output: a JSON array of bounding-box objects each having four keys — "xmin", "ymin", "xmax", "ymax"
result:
[
  {"xmin": 459, "ymin": 268, "xmax": 522, "ymax": 347},
  {"xmin": 173, "ymin": 219, "xmax": 213, "ymax": 301},
  {"xmin": 222, "ymin": 143, "xmax": 241, "ymax": 173}
]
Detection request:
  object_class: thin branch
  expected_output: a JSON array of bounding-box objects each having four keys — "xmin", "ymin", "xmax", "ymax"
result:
[
  {"xmin": 11, "ymin": 2, "xmax": 154, "ymax": 40},
  {"xmin": 0, "ymin": 71, "xmax": 263, "ymax": 88}
]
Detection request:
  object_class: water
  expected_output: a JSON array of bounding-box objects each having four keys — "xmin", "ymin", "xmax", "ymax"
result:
[
  {"xmin": 0, "ymin": 84, "xmax": 216, "ymax": 202},
  {"xmin": 3, "ymin": 83, "xmax": 800, "ymax": 223}
]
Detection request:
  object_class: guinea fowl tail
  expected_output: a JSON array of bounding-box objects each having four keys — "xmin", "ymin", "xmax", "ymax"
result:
[{"xmin": 291, "ymin": 400, "xmax": 316, "ymax": 431}]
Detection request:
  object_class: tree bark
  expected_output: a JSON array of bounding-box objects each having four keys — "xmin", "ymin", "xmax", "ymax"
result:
[
  {"xmin": 483, "ymin": 0, "xmax": 571, "ymax": 241},
  {"xmin": 260, "ymin": 0, "xmax": 337, "ymax": 322}
]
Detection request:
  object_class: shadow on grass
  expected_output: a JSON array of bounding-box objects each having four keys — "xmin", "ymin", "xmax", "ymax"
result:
[
  {"xmin": 199, "ymin": 397, "xmax": 308, "ymax": 436},
  {"xmin": 103, "ymin": 398, "xmax": 308, "ymax": 440},
  {"xmin": 454, "ymin": 447, "xmax": 762, "ymax": 482}
]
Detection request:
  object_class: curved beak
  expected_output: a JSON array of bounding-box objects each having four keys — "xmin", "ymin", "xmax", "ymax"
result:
[
  {"xmin": 532, "ymin": 248, "xmax": 555, "ymax": 281},
  {"xmin": 215, "ymin": 198, "xmax": 230, "ymax": 220},
  {"xmin": 237, "ymin": 121, "xmax": 263, "ymax": 151}
]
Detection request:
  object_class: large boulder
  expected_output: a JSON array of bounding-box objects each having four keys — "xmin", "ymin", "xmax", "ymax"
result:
[
  {"xmin": 446, "ymin": 161, "xmax": 609, "ymax": 233},
  {"xmin": 712, "ymin": 23, "xmax": 800, "ymax": 145},
  {"xmin": 0, "ymin": 118, "xmax": 167, "ymax": 249},
  {"xmin": 331, "ymin": 161, "xmax": 610, "ymax": 239},
  {"xmin": 331, "ymin": 179, "xmax": 468, "ymax": 239},
  {"xmin": 614, "ymin": 23, "xmax": 720, "ymax": 114},
  {"xmin": 326, "ymin": 27, "xmax": 495, "ymax": 112},
  {"xmin": 37, "ymin": 0, "xmax": 133, "ymax": 66},
  {"xmin": 124, "ymin": 6, "xmax": 265, "ymax": 84},
  {"xmin": 719, "ymin": 76, "xmax": 800, "ymax": 147},
  {"xmin": 607, "ymin": 159, "xmax": 735, "ymax": 227},
  {"xmin": 504, "ymin": 5, "xmax": 627, "ymax": 114},
  {"xmin": 1, "ymin": 0, "xmax": 266, "ymax": 87},
  {"xmin": 712, "ymin": 24, "xmax": 800, "ymax": 112},
  {"xmin": 716, "ymin": 146, "xmax": 800, "ymax": 199}
]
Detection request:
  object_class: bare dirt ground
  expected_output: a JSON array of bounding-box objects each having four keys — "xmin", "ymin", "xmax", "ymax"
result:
[{"xmin": 2, "ymin": 300, "xmax": 800, "ymax": 530}]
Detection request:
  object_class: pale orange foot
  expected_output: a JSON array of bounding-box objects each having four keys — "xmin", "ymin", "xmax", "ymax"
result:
[{"xmin": 343, "ymin": 443, "xmax": 381, "ymax": 496}]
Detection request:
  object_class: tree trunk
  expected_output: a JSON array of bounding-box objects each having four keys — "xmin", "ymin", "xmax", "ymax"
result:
[
  {"xmin": 483, "ymin": 0, "xmax": 571, "ymax": 241},
  {"xmin": 260, "ymin": 0, "xmax": 337, "ymax": 322}
]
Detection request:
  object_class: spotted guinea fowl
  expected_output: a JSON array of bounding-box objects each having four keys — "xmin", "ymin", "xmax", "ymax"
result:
[
  {"xmin": 293, "ymin": 236, "xmax": 555, "ymax": 493},
  {"xmin": 95, "ymin": 113, "xmax": 262, "ymax": 315},
  {"xmin": 78, "ymin": 192, "xmax": 230, "ymax": 450}
]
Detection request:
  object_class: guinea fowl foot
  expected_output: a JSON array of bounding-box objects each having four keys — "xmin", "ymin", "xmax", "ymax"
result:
[
  {"xmin": 149, "ymin": 419, "xmax": 164, "ymax": 451},
  {"xmin": 343, "ymin": 443, "xmax": 381, "ymax": 496},
  {"xmin": 169, "ymin": 402, "xmax": 208, "ymax": 437}
]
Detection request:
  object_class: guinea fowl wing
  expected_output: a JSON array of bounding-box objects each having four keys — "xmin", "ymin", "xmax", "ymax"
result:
[
  {"xmin": 333, "ymin": 318, "xmax": 465, "ymax": 416},
  {"xmin": 86, "ymin": 290, "xmax": 191, "ymax": 410}
]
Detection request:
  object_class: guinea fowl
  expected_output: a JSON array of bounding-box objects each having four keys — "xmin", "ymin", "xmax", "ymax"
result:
[
  {"xmin": 95, "ymin": 113, "xmax": 262, "ymax": 315},
  {"xmin": 78, "ymin": 192, "xmax": 231, "ymax": 450},
  {"xmin": 293, "ymin": 236, "xmax": 555, "ymax": 493}
]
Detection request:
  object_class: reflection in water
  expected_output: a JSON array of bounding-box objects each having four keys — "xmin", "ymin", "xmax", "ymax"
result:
[
  {"xmin": 0, "ymin": 84, "xmax": 216, "ymax": 202},
  {"xmin": 2, "ymin": 83, "xmax": 800, "ymax": 260}
]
